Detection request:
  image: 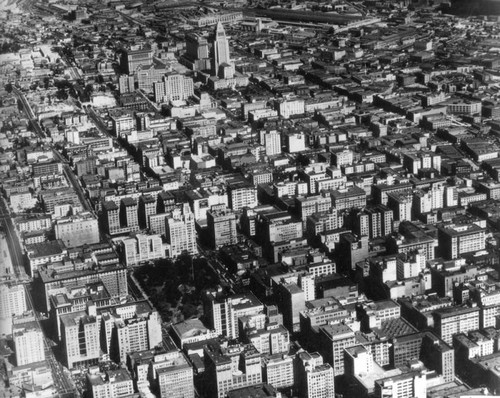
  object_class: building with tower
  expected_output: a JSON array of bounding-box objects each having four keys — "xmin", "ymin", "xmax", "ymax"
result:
[{"xmin": 212, "ymin": 22, "xmax": 232, "ymax": 78}]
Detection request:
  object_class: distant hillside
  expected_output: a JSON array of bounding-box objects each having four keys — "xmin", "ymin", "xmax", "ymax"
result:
[{"xmin": 444, "ymin": 0, "xmax": 500, "ymax": 16}]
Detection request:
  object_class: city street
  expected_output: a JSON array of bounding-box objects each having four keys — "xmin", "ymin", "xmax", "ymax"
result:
[
  {"xmin": 84, "ymin": 105, "xmax": 115, "ymax": 140},
  {"xmin": 0, "ymin": 197, "xmax": 28, "ymax": 280},
  {"xmin": 13, "ymin": 87, "xmax": 94, "ymax": 216},
  {"xmin": 62, "ymin": 164, "xmax": 94, "ymax": 214},
  {"xmin": 25, "ymin": 284, "xmax": 76, "ymax": 395},
  {"xmin": 3, "ymin": 0, "xmax": 500, "ymax": 395}
]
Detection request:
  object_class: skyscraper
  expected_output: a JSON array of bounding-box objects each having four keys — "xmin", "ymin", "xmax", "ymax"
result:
[
  {"xmin": 260, "ymin": 130, "xmax": 281, "ymax": 157},
  {"xmin": 123, "ymin": 48, "xmax": 153, "ymax": 74},
  {"xmin": 155, "ymin": 351, "xmax": 195, "ymax": 398},
  {"xmin": 204, "ymin": 342, "xmax": 262, "ymax": 398},
  {"xmin": 121, "ymin": 233, "xmax": 164, "ymax": 266},
  {"xmin": 166, "ymin": 205, "xmax": 197, "ymax": 257},
  {"xmin": 54, "ymin": 212, "xmax": 100, "ymax": 248},
  {"xmin": 212, "ymin": 22, "xmax": 232, "ymax": 78},
  {"xmin": 120, "ymin": 198, "xmax": 139, "ymax": 231},
  {"xmin": 153, "ymin": 74, "xmax": 195, "ymax": 103},
  {"xmin": 296, "ymin": 351, "xmax": 335, "ymax": 398},
  {"xmin": 203, "ymin": 291, "xmax": 264, "ymax": 339},
  {"xmin": 13, "ymin": 316, "xmax": 45, "ymax": 366},
  {"xmin": 87, "ymin": 369, "xmax": 135, "ymax": 398},
  {"xmin": 206, "ymin": 205, "xmax": 237, "ymax": 249},
  {"xmin": 0, "ymin": 283, "xmax": 26, "ymax": 335},
  {"xmin": 60, "ymin": 306, "xmax": 100, "ymax": 368}
]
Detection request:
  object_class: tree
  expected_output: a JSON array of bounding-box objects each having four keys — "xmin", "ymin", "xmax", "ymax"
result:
[{"xmin": 296, "ymin": 153, "xmax": 311, "ymax": 167}]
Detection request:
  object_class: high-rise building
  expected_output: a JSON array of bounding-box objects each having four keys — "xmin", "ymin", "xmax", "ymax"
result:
[
  {"xmin": 54, "ymin": 212, "xmax": 100, "ymax": 248},
  {"xmin": 49, "ymin": 282, "xmax": 112, "ymax": 342},
  {"xmin": 437, "ymin": 223, "xmax": 486, "ymax": 260},
  {"xmin": 374, "ymin": 370, "xmax": 426, "ymax": 398},
  {"xmin": 390, "ymin": 331, "xmax": 455, "ymax": 383},
  {"xmin": 338, "ymin": 233, "xmax": 369, "ymax": 272},
  {"xmin": 40, "ymin": 187, "xmax": 81, "ymax": 214},
  {"xmin": 275, "ymin": 282, "xmax": 306, "ymax": 333},
  {"xmin": 246, "ymin": 323, "xmax": 290, "ymax": 355},
  {"xmin": 154, "ymin": 350, "xmax": 195, "ymax": 398},
  {"xmin": 412, "ymin": 185, "xmax": 445, "ymax": 215},
  {"xmin": 344, "ymin": 345, "xmax": 374, "ymax": 379},
  {"xmin": 256, "ymin": 211, "xmax": 303, "ymax": 249},
  {"xmin": 123, "ymin": 48, "xmax": 153, "ymax": 74},
  {"xmin": 204, "ymin": 291, "xmax": 264, "ymax": 339},
  {"xmin": 153, "ymin": 74, "xmax": 194, "ymax": 103},
  {"xmin": 432, "ymin": 306, "xmax": 480, "ymax": 345},
  {"xmin": 121, "ymin": 233, "xmax": 164, "ymax": 266},
  {"xmin": 296, "ymin": 351, "xmax": 335, "ymax": 398},
  {"xmin": 227, "ymin": 180, "xmax": 258, "ymax": 212},
  {"xmin": 165, "ymin": 206, "xmax": 197, "ymax": 257},
  {"xmin": 183, "ymin": 33, "xmax": 211, "ymax": 71},
  {"xmin": 332, "ymin": 149, "xmax": 354, "ymax": 167},
  {"xmin": 319, "ymin": 323, "xmax": 357, "ymax": 376},
  {"xmin": 421, "ymin": 332, "xmax": 455, "ymax": 382},
  {"xmin": 299, "ymin": 297, "xmax": 350, "ymax": 341},
  {"xmin": 109, "ymin": 113, "xmax": 134, "ymax": 135},
  {"xmin": 149, "ymin": 213, "xmax": 168, "ymax": 236},
  {"xmin": 330, "ymin": 186, "xmax": 367, "ymax": 210},
  {"xmin": 60, "ymin": 305, "xmax": 100, "ymax": 368},
  {"xmin": 296, "ymin": 195, "xmax": 332, "ymax": 221},
  {"xmin": 0, "ymin": 283, "xmax": 26, "ymax": 335},
  {"xmin": 403, "ymin": 151, "xmax": 442, "ymax": 174},
  {"xmin": 387, "ymin": 191, "xmax": 413, "ymax": 222},
  {"xmin": 157, "ymin": 191, "xmax": 177, "ymax": 214},
  {"xmin": 275, "ymin": 99, "xmax": 305, "ymax": 119},
  {"xmin": 186, "ymin": 33, "xmax": 209, "ymax": 60},
  {"xmin": 207, "ymin": 205, "xmax": 237, "ymax": 249},
  {"xmin": 444, "ymin": 185, "xmax": 458, "ymax": 207},
  {"xmin": 13, "ymin": 315, "xmax": 45, "ymax": 366},
  {"xmin": 262, "ymin": 353, "xmax": 295, "ymax": 389},
  {"xmin": 118, "ymin": 75, "xmax": 135, "ymax": 94},
  {"xmin": 260, "ymin": 130, "xmax": 281, "ymax": 157},
  {"xmin": 39, "ymin": 262, "xmax": 128, "ymax": 313},
  {"xmin": 284, "ymin": 132, "xmax": 307, "ymax": 153},
  {"xmin": 185, "ymin": 187, "xmax": 229, "ymax": 222},
  {"xmin": 136, "ymin": 63, "xmax": 167, "ymax": 93},
  {"xmin": 100, "ymin": 301, "xmax": 162, "ymax": 365},
  {"xmin": 139, "ymin": 195, "xmax": 157, "ymax": 229},
  {"xmin": 352, "ymin": 205, "xmax": 393, "ymax": 239},
  {"xmin": 306, "ymin": 210, "xmax": 338, "ymax": 238},
  {"xmin": 204, "ymin": 342, "xmax": 262, "ymax": 398},
  {"xmin": 120, "ymin": 198, "xmax": 139, "ymax": 231},
  {"xmin": 211, "ymin": 22, "xmax": 232, "ymax": 78},
  {"xmin": 87, "ymin": 369, "xmax": 135, "ymax": 398}
]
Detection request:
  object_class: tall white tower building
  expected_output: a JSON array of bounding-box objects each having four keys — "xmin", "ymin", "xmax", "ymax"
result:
[
  {"xmin": 212, "ymin": 22, "xmax": 232, "ymax": 78},
  {"xmin": 13, "ymin": 317, "xmax": 45, "ymax": 366}
]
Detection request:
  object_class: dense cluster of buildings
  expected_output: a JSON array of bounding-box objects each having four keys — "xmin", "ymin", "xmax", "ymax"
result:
[{"xmin": 1, "ymin": 0, "xmax": 500, "ymax": 397}]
